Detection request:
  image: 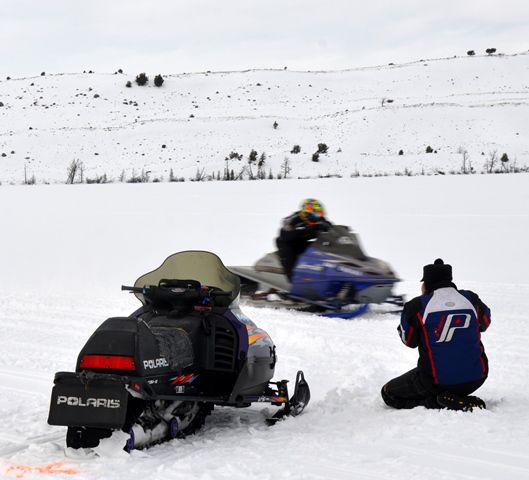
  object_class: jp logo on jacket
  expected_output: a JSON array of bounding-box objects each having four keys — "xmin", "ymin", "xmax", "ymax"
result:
[
  {"xmin": 398, "ymin": 286, "xmax": 491, "ymax": 386},
  {"xmin": 435, "ymin": 313, "xmax": 471, "ymax": 343}
]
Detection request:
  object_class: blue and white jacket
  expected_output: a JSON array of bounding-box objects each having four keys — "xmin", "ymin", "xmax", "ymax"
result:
[{"xmin": 398, "ymin": 281, "xmax": 491, "ymax": 386}]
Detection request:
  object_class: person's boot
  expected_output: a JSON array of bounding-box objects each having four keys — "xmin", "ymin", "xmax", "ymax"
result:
[
  {"xmin": 437, "ymin": 391, "xmax": 486, "ymax": 412},
  {"xmin": 252, "ymin": 288, "xmax": 278, "ymax": 300}
]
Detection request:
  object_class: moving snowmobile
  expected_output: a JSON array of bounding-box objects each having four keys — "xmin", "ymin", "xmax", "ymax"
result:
[
  {"xmin": 229, "ymin": 225, "xmax": 403, "ymax": 319},
  {"xmin": 48, "ymin": 251, "xmax": 310, "ymax": 451}
]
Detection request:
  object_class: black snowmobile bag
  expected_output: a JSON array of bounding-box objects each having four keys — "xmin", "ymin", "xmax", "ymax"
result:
[{"xmin": 48, "ymin": 372, "xmax": 129, "ymax": 429}]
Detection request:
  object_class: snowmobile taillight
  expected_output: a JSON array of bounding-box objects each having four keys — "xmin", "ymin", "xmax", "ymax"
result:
[
  {"xmin": 194, "ymin": 305, "xmax": 212, "ymax": 312},
  {"xmin": 80, "ymin": 354, "xmax": 136, "ymax": 371}
]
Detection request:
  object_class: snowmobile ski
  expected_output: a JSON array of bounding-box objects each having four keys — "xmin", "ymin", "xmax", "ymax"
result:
[{"xmin": 266, "ymin": 371, "xmax": 311, "ymax": 425}]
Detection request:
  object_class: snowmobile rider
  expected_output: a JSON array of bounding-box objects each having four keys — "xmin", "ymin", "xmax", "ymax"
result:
[
  {"xmin": 381, "ymin": 258, "xmax": 491, "ymax": 411},
  {"xmin": 276, "ymin": 198, "xmax": 331, "ymax": 281}
]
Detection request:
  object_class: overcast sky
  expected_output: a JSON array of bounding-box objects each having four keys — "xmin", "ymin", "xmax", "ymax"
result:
[{"xmin": 1, "ymin": 0, "xmax": 529, "ymax": 76}]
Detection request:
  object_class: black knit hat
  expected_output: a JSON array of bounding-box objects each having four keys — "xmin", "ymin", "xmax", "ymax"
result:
[{"xmin": 421, "ymin": 258, "xmax": 453, "ymax": 284}]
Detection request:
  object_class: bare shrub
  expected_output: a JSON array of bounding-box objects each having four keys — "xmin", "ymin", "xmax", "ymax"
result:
[
  {"xmin": 280, "ymin": 157, "xmax": 291, "ymax": 178},
  {"xmin": 484, "ymin": 150, "xmax": 497, "ymax": 173},
  {"xmin": 458, "ymin": 147, "xmax": 473, "ymax": 174},
  {"xmin": 66, "ymin": 159, "xmax": 84, "ymax": 184},
  {"xmin": 127, "ymin": 169, "xmax": 150, "ymax": 183},
  {"xmin": 86, "ymin": 174, "xmax": 109, "ymax": 184}
]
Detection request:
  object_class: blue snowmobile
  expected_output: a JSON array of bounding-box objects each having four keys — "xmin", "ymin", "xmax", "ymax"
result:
[{"xmin": 229, "ymin": 225, "xmax": 403, "ymax": 319}]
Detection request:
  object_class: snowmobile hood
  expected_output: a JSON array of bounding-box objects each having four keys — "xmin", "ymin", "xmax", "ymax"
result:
[
  {"xmin": 312, "ymin": 225, "xmax": 367, "ymax": 260},
  {"xmin": 310, "ymin": 226, "xmax": 398, "ymax": 279},
  {"xmin": 133, "ymin": 251, "xmax": 241, "ymax": 304},
  {"xmin": 313, "ymin": 250, "xmax": 399, "ymax": 280}
]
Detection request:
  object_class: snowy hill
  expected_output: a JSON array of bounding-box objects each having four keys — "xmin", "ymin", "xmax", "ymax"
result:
[
  {"xmin": 1, "ymin": 175, "xmax": 529, "ymax": 479},
  {"xmin": 1, "ymin": 52, "xmax": 529, "ymax": 184}
]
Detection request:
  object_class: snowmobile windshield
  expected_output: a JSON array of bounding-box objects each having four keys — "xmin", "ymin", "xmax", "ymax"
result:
[
  {"xmin": 133, "ymin": 251, "xmax": 240, "ymax": 304},
  {"xmin": 313, "ymin": 225, "xmax": 368, "ymax": 261}
]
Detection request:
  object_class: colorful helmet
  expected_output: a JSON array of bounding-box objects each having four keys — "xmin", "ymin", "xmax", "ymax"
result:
[{"xmin": 299, "ymin": 198, "xmax": 325, "ymax": 225}]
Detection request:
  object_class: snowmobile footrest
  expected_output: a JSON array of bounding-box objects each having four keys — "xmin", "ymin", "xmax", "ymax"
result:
[
  {"xmin": 323, "ymin": 304, "xmax": 369, "ymax": 319},
  {"xmin": 267, "ymin": 371, "xmax": 310, "ymax": 425}
]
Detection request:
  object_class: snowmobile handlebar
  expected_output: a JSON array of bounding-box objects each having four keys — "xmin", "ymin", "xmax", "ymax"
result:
[
  {"xmin": 121, "ymin": 285, "xmax": 146, "ymax": 293},
  {"xmin": 121, "ymin": 284, "xmax": 231, "ymax": 296},
  {"xmin": 121, "ymin": 283, "xmax": 232, "ymax": 308}
]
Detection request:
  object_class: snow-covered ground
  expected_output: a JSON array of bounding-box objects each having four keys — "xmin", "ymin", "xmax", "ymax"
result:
[
  {"xmin": 1, "ymin": 52, "xmax": 529, "ymax": 184},
  {"xmin": 1, "ymin": 174, "xmax": 528, "ymax": 479}
]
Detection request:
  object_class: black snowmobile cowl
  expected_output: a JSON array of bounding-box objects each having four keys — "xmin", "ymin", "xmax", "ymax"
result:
[{"xmin": 47, "ymin": 250, "xmax": 310, "ymax": 451}]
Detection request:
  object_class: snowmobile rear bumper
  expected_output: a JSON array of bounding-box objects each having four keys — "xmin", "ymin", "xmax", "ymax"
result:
[
  {"xmin": 48, "ymin": 369, "xmax": 311, "ymax": 429},
  {"xmin": 48, "ymin": 372, "xmax": 129, "ymax": 429},
  {"xmin": 48, "ymin": 371, "xmax": 222, "ymax": 429}
]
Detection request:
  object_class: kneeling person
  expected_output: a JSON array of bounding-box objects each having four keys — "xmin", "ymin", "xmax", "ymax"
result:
[{"xmin": 381, "ymin": 258, "xmax": 491, "ymax": 410}]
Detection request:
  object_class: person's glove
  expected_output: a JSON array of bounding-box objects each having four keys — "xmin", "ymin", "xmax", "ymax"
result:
[{"xmin": 317, "ymin": 221, "xmax": 331, "ymax": 232}]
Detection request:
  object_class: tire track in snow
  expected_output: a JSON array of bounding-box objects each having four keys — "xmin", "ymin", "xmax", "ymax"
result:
[
  {"xmin": 0, "ymin": 368, "xmax": 62, "ymax": 458},
  {"xmin": 399, "ymin": 443, "xmax": 529, "ymax": 479},
  {"xmin": 0, "ymin": 432, "xmax": 63, "ymax": 457},
  {"xmin": 0, "ymin": 368, "xmax": 52, "ymax": 396}
]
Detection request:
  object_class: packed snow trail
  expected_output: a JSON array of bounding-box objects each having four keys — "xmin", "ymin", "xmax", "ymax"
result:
[
  {"xmin": 1, "ymin": 175, "xmax": 529, "ymax": 479},
  {"xmin": 1, "ymin": 288, "xmax": 529, "ymax": 479}
]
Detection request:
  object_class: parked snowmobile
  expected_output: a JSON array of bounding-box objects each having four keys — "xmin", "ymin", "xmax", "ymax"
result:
[
  {"xmin": 229, "ymin": 225, "xmax": 403, "ymax": 319},
  {"xmin": 48, "ymin": 251, "xmax": 310, "ymax": 451}
]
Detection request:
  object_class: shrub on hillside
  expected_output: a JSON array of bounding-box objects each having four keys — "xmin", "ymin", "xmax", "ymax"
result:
[
  {"xmin": 291, "ymin": 145, "xmax": 301, "ymax": 154},
  {"xmin": 312, "ymin": 152, "xmax": 320, "ymax": 162},
  {"xmin": 317, "ymin": 143, "xmax": 328, "ymax": 154},
  {"xmin": 426, "ymin": 145, "xmax": 434, "ymax": 153},
  {"xmin": 135, "ymin": 72, "xmax": 149, "ymax": 86},
  {"xmin": 248, "ymin": 149, "xmax": 258, "ymax": 163},
  {"xmin": 467, "ymin": 50, "xmax": 475, "ymax": 56},
  {"xmin": 227, "ymin": 151, "xmax": 243, "ymax": 161},
  {"xmin": 127, "ymin": 169, "xmax": 150, "ymax": 183},
  {"xmin": 86, "ymin": 174, "xmax": 109, "ymax": 184},
  {"xmin": 486, "ymin": 48, "xmax": 497, "ymax": 55},
  {"xmin": 154, "ymin": 74, "xmax": 164, "ymax": 87}
]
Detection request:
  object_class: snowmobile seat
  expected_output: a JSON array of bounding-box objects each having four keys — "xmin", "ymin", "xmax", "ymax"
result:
[
  {"xmin": 254, "ymin": 252, "xmax": 285, "ymax": 274},
  {"xmin": 147, "ymin": 315, "xmax": 204, "ymax": 370}
]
